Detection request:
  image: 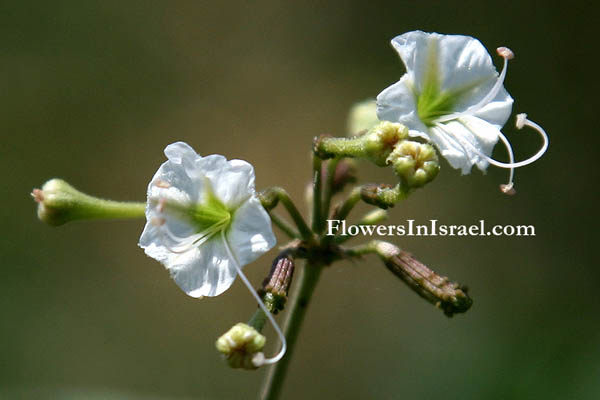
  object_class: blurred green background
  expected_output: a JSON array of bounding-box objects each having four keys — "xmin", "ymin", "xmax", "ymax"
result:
[{"xmin": 2, "ymin": 1, "xmax": 598, "ymax": 399}]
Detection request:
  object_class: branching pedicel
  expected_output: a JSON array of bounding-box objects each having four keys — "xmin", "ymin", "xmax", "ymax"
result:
[{"xmin": 31, "ymin": 31, "xmax": 548, "ymax": 400}]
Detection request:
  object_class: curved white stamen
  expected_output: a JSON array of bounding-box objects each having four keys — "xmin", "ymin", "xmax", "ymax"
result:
[
  {"xmin": 220, "ymin": 230, "xmax": 287, "ymax": 366},
  {"xmin": 456, "ymin": 115, "xmax": 547, "ymax": 169},
  {"xmin": 514, "ymin": 114, "xmax": 549, "ymax": 165},
  {"xmin": 434, "ymin": 47, "xmax": 512, "ymax": 124},
  {"xmin": 435, "ymin": 114, "xmax": 548, "ymax": 193},
  {"xmin": 435, "ymin": 120, "xmax": 517, "ymax": 190}
]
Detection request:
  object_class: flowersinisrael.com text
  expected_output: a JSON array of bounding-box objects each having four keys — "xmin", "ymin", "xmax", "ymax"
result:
[{"xmin": 326, "ymin": 219, "xmax": 536, "ymax": 237}]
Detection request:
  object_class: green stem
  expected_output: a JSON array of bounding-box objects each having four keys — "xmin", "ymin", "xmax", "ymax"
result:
[
  {"xmin": 262, "ymin": 187, "xmax": 313, "ymax": 242},
  {"xmin": 314, "ymin": 136, "xmax": 367, "ymax": 159},
  {"xmin": 311, "ymin": 154, "xmax": 322, "ymax": 233},
  {"xmin": 259, "ymin": 262, "xmax": 323, "ymax": 400},
  {"xmin": 335, "ymin": 186, "xmax": 362, "ymax": 221},
  {"xmin": 334, "ymin": 209, "xmax": 388, "ymax": 245},
  {"xmin": 248, "ymin": 308, "xmax": 267, "ymax": 332},
  {"xmin": 269, "ymin": 212, "xmax": 301, "ymax": 239},
  {"xmin": 76, "ymin": 199, "xmax": 146, "ymax": 220},
  {"xmin": 320, "ymin": 157, "xmax": 340, "ymax": 232}
]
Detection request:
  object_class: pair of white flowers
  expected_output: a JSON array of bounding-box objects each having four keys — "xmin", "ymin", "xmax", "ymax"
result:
[{"xmin": 138, "ymin": 31, "xmax": 547, "ymax": 363}]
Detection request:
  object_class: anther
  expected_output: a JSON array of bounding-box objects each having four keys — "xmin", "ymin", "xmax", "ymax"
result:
[
  {"xmin": 499, "ymin": 183, "xmax": 516, "ymax": 195},
  {"xmin": 515, "ymin": 113, "xmax": 527, "ymax": 129},
  {"xmin": 496, "ymin": 46, "xmax": 514, "ymax": 60}
]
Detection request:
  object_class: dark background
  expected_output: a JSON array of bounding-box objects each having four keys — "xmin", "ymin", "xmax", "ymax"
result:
[{"xmin": 1, "ymin": 1, "xmax": 597, "ymax": 399}]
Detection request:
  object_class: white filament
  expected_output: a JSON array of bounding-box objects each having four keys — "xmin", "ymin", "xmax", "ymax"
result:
[
  {"xmin": 434, "ymin": 113, "xmax": 548, "ymax": 193},
  {"xmin": 434, "ymin": 46, "xmax": 512, "ymax": 124},
  {"xmin": 220, "ymin": 230, "xmax": 287, "ymax": 366}
]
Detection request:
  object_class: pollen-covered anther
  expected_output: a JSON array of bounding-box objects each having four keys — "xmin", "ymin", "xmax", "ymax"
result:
[
  {"xmin": 499, "ymin": 183, "xmax": 516, "ymax": 195},
  {"xmin": 496, "ymin": 46, "xmax": 514, "ymax": 60},
  {"xmin": 515, "ymin": 113, "xmax": 527, "ymax": 129}
]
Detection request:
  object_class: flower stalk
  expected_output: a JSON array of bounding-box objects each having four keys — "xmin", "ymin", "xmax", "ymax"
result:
[
  {"xmin": 259, "ymin": 187, "xmax": 314, "ymax": 243},
  {"xmin": 32, "ymin": 178, "xmax": 145, "ymax": 226}
]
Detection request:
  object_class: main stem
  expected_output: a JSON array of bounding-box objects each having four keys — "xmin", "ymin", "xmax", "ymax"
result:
[{"xmin": 259, "ymin": 261, "xmax": 323, "ymax": 400}]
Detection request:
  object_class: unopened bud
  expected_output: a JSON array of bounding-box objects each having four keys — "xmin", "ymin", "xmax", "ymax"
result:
[
  {"xmin": 362, "ymin": 122, "xmax": 409, "ymax": 166},
  {"xmin": 372, "ymin": 241, "xmax": 472, "ymax": 317},
  {"xmin": 360, "ymin": 183, "xmax": 407, "ymax": 209},
  {"xmin": 215, "ymin": 323, "xmax": 266, "ymax": 370},
  {"xmin": 258, "ymin": 255, "xmax": 295, "ymax": 314},
  {"xmin": 387, "ymin": 141, "xmax": 439, "ymax": 188},
  {"xmin": 313, "ymin": 122, "xmax": 408, "ymax": 167},
  {"xmin": 31, "ymin": 179, "xmax": 145, "ymax": 226}
]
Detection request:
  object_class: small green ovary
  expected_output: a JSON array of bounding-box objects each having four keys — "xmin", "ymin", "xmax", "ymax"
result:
[
  {"xmin": 415, "ymin": 38, "xmax": 458, "ymax": 126},
  {"xmin": 188, "ymin": 193, "xmax": 231, "ymax": 233},
  {"xmin": 160, "ymin": 191, "xmax": 231, "ymax": 234},
  {"xmin": 417, "ymin": 88, "xmax": 458, "ymax": 127}
]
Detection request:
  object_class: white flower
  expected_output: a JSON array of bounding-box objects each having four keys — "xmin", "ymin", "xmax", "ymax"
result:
[
  {"xmin": 139, "ymin": 142, "xmax": 276, "ymax": 298},
  {"xmin": 377, "ymin": 31, "xmax": 548, "ymax": 192}
]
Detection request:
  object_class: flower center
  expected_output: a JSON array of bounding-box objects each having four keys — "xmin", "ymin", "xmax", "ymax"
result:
[
  {"xmin": 415, "ymin": 38, "xmax": 460, "ymax": 127},
  {"xmin": 187, "ymin": 192, "xmax": 231, "ymax": 234}
]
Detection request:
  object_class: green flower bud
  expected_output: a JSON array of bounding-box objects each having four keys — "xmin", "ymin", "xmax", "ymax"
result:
[
  {"xmin": 347, "ymin": 99, "xmax": 379, "ymax": 136},
  {"xmin": 314, "ymin": 122, "xmax": 408, "ymax": 167},
  {"xmin": 362, "ymin": 121, "xmax": 409, "ymax": 166},
  {"xmin": 387, "ymin": 141, "xmax": 439, "ymax": 188},
  {"xmin": 215, "ymin": 323, "xmax": 267, "ymax": 370},
  {"xmin": 31, "ymin": 179, "xmax": 144, "ymax": 226},
  {"xmin": 360, "ymin": 183, "xmax": 407, "ymax": 209}
]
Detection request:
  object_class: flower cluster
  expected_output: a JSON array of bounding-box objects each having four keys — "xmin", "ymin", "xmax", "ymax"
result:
[{"xmin": 32, "ymin": 30, "xmax": 548, "ymax": 382}]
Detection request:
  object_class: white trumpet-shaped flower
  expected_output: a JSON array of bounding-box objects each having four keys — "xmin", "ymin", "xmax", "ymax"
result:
[
  {"xmin": 377, "ymin": 31, "xmax": 548, "ymax": 193},
  {"xmin": 139, "ymin": 142, "xmax": 276, "ymax": 298},
  {"xmin": 139, "ymin": 142, "xmax": 287, "ymax": 366}
]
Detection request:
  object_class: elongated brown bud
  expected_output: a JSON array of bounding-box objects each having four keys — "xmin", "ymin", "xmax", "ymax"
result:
[
  {"xmin": 373, "ymin": 241, "xmax": 472, "ymax": 317},
  {"xmin": 258, "ymin": 255, "xmax": 295, "ymax": 314}
]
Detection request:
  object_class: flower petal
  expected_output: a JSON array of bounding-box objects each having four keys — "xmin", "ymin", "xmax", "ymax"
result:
[
  {"xmin": 167, "ymin": 238, "xmax": 238, "ymax": 298},
  {"xmin": 389, "ymin": 31, "xmax": 512, "ymax": 117},
  {"xmin": 196, "ymin": 155, "xmax": 256, "ymax": 209},
  {"xmin": 431, "ymin": 116, "xmax": 501, "ymax": 173},
  {"xmin": 376, "ymin": 74, "xmax": 430, "ymax": 137},
  {"xmin": 164, "ymin": 141, "xmax": 199, "ymax": 165},
  {"xmin": 227, "ymin": 196, "xmax": 276, "ymax": 267},
  {"xmin": 471, "ymin": 88, "xmax": 513, "ymax": 127}
]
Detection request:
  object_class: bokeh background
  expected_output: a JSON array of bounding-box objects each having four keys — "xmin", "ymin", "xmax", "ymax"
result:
[{"xmin": 2, "ymin": 1, "xmax": 598, "ymax": 399}]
